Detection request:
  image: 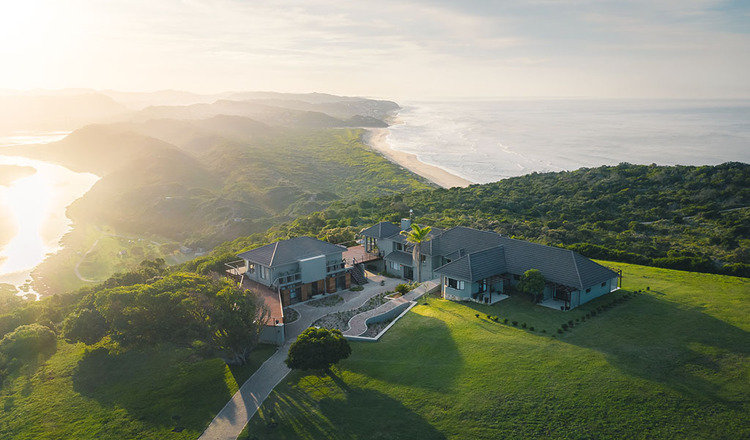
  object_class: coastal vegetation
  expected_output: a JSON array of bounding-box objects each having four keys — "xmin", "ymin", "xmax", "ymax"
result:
[
  {"xmin": 200, "ymin": 162, "xmax": 749, "ymax": 278},
  {"xmin": 0, "ymin": 261, "xmax": 277, "ymax": 439},
  {"xmin": 245, "ymin": 262, "xmax": 750, "ymax": 439}
]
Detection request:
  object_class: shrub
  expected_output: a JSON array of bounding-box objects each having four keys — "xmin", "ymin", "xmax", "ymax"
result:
[
  {"xmin": 557, "ymin": 328, "xmax": 563, "ymax": 334},
  {"xmin": 529, "ymin": 326, "xmax": 535, "ymax": 331},
  {"xmin": 0, "ymin": 324, "xmax": 57, "ymax": 363},
  {"xmin": 512, "ymin": 321, "xmax": 518, "ymax": 326},
  {"xmin": 395, "ymin": 284, "xmax": 410, "ymax": 295},
  {"xmin": 486, "ymin": 314, "xmax": 492, "ymax": 320},
  {"xmin": 591, "ymin": 311, "xmax": 597, "ymax": 317},
  {"xmin": 503, "ymin": 318, "xmax": 508, "ymax": 324},
  {"xmin": 568, "ymin": 320, "xmax": 574, "ymax": 326},
  {"xmin": 561, "ymin": 323, "xmax": 569, "ymax": 330},
  {"xmin": 475, "ymin": 314, "xmax": 480, "ymax": 318},
  {"xmin": 492, "ymin": 316, "xmax": 499, "ymax": 322},
  {"xmin": 521, "ymin": 323, "xmax": 527, "ymax": 329},
  {"xmin": 541, "ymin": 329, "xmax": 546, "ymax": 333},
  {"xmin": 349, "ymin": 285, "xmax": 364, "ymax": 292}
]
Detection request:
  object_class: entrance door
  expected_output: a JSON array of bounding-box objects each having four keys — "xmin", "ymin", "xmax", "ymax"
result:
[{"xmin": 404, "ymin": 266, "xmax": 414, "ymax": 280}]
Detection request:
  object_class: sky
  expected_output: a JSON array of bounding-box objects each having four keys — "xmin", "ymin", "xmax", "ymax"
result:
[{"xmin": 0, "ymin": 0, "xmax": 749, "ymax": 99}]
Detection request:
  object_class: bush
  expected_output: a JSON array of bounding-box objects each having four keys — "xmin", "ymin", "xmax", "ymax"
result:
[
  {"xmin": 0, "ymin": 324, "xmax": 57, "ymax": 363},
  {"xmin": 521, "ymin": 323, "xmax": 527, "ymax": 329},
  {"xmin": 503, "ymin": 318, "xmax": 508, "ymax": 324},
  {"xmin": 561, "ymin": 323, "xmax": 569, "ymax": 330},
  {"xmin": 395, "ymin": 284, "xmax": 410, "ymax": 295},
  {"xmin": 541, "ymin": 329, "xmax": 546, "ymax": 333},
  {"xmin": 591, "ymin": 311, "xmax": 597, "ymax": 317},
  {"xmin": 62, "ymin": 308, "xmax": 108, "ymax": 345},
  {"xmin": 557, "ymin": 328, "xmax": 563, "ymax": 334},
  {"xmin": 512, "ymin": 321, "xmax": 518, "ymax": 326},
  {"xmin": 349, "ymin": 285, "xmax": 364, "ymax": 291},
  {"xmin": 568, "ymin": 320, "xmax": 574, "ymax": 326},
  {"xmin": 529, "ymin": 326, "xmax": 535, "ymax": 331}
]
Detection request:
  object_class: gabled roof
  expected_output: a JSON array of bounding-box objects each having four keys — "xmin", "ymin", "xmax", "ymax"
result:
[
  {"xmin": 359, "ymin": 221, "xmax": 402, "ymax": 239},
  {"xmin": 426, "ymin": 226, "xmax": 617, "ymax": 290},
  {"xmin": 495, "ymin": 236, "xmax": 616, "ymax": 290},
  {"xmin": 237, "ymin": 236, "xmax": 346, "ymax": 267},
  {"xmin": 435, "ymin": 246, "xmax": 506, "ymax": 282},
  {"xmin": 423, "ymin": 226, "xmax": 503, "ymax": 257},
  {"xmin": 383, "ymin": 250, "xmax": 414, "ymax": 267}
]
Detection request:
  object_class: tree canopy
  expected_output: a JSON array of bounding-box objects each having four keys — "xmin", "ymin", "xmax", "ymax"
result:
[
  {"xmin": 285, "ymin": 327, "xmax": 351, "ymax": 372},
  {"xmin": 519, "ymin": 269, "xmax": 546, "ymax": 303}
]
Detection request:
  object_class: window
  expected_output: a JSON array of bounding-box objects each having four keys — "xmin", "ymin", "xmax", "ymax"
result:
[
  {"xmin": 601, "ymin": 281, "xmax": 607, "ymax": 287},
  {"xmin": 513, "ymin": 274, "xmax": 521, "ymax": 281},
  {"xmin": 420, "ymin": 255, "xmax": 427, "ymax": 263},
  {"xmin": 259, "ymin": 266, "xmax": 269, "ymax": 280},
  {"xmin": 396, "ymin": 243, "xmax": 404, "ymax": 251},
  {"xmin": 247, "ymin": 263, "xmax": 255, "ymax": 273},
  {"xmin": 391, "ymin": 261, "xmax": 401, "ymax": 270},
  {"xmin": 586, "ymin": 287, "xmax": 591, "ymax": 293},
  {"xmin": 445, "ymin": 278, "xmax": 464, "ymax": 290}
]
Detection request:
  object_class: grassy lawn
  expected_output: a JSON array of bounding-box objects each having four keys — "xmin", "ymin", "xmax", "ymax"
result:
[
  {"xmin": 0, "ymin": 341, "xmax": 277, "ymax": 439},
  {"xmin": 245, "ymin": 262, "xmax": 749, "ymax": 439}
]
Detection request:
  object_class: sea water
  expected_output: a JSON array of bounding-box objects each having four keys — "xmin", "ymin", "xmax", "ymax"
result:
[
  {"xmin": 387, "ymin": 99, "xmax": 750, "ymax": 184},
  {"xmin": 0, "ymin": 133, "xmax": 98, "ymax": 298}
]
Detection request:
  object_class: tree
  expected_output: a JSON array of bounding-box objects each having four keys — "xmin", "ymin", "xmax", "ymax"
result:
[
  {"xmin": 62, "ymin": 308, "xmax": 109, "ymax": 345},
  {"xmin": 518, "ymin": 269, "xmax": 545, "ymax": 303},
  {"xmin": 285, "ymin": 327, "xmax": 351, "ymax": 372},
  {"xmin": 400, "ymin": 223, "xmax": 432, "ymax": 283},
  {"xmin": 209, "ymin": 286, "xmax": 270, "ymax": 365}
]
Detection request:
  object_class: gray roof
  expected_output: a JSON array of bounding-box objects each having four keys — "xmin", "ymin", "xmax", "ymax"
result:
[
  {"xmin": 495, "ymin": 236, "xmax": 616, "ymax": 290},
  {"xmin": 360, "ymin": 222, "xmax": 402, "ymax": 239},
  {"xmin": 435, "ymin": 246, "xmax": 506, "ymax": 282},
  {"xmin": 237, "ymin": 236, "xmax": 346, "ymax": 267},
  {"xmin": 427, "ymin": 226, "xmax": 617, "ymax": 290},
  {"xmin": 422, "ymin": 226, "xmax": 504, "ymax": 257},
  {"xmin": 383, "ymin": 250, "xmax": 414, "ymax": 267}
]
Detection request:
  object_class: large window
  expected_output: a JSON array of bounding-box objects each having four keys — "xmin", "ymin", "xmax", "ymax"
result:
[
  {"xmin": 259, "ymin": 266, "xmax": 269, "ymax": 280},
  {"xmin": 247, "ymin": 263, "xmax": 255, "ymax": 273},
  {"xmin": 445, "ymin": 277, "xmax": 464, "ymax": 290},
  {"xmin": 391, "ymin": 261, "xmax": 401, "ymax": 270},
  {"xmin": 396, "ymin": 243, "xmax": 404, "ymax": 251}
]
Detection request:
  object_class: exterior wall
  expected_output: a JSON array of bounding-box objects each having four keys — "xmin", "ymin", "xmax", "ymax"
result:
[
  {"xmin": 576, "ymin": 276, "xmax": 619, "ymax": 307},
  {"xmin": 441, "ymin": 275, "xmax": 472, "ymax": 301},
  {"xmin": 259, "ymin": 323, "xmax": 285, "ymax": 346}
]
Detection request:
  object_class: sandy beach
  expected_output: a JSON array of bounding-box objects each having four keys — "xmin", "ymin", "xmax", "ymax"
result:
[{"xmin": 364, "ymin": 128, "xmax": 472, "ymax": 189}]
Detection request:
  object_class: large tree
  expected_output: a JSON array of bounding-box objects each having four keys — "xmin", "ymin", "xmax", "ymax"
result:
[
  {"xmin": 518, "ymin": 269, "xmax": 546, "ymax": 303},
  {"xmin": 210, "ymin": 286, "xmax": 270, "ymax": 365},
  {"xmin": 400, "ymin": 223, "xmax": 432, "ymax": 283},
  {"xmin": 285, "ymin": 327, "xmax": 351, "ymax": 372}
]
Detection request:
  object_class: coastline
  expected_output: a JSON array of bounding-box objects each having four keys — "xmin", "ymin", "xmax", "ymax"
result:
[{"xmin": 364, "ymin": 128, "xmax": 472, "ymax": 189}]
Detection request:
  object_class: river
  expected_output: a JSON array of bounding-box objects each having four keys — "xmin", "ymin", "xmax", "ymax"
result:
[{"xmin": 0, "ymin": 133, "xmax": 99, "ymax": 299}]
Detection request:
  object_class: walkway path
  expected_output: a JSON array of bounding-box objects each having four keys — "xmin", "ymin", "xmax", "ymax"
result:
[
  {"xmin": 198, "ymin": 275, "xmax": 401, "ymax": 440},
  {"xmin": 344, "ymin": 280, "xmax": 439, "ymax": 337}
]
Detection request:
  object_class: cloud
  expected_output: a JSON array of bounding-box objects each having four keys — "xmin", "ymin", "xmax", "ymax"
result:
[{"xmin": 0, "ymin": 0, "xmax": 747, "ymax": 98}]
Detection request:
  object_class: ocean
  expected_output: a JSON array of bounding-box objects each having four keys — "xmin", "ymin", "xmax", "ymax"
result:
[{"xmin": 386, "ymin": 99, "xmax": 750, "ymax": 184}]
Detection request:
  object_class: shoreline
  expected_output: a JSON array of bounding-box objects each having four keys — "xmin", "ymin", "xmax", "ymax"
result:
[{"xmin": 364, "ymin": 128, "xmax": 472, "ymax": 189}]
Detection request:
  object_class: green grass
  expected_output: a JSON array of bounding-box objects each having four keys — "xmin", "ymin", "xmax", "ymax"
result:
[
  {"xmin": 245, "ymin": 262, "xmax": 749, "ymax": 439},
  {"xmin": 0, "ymin": 341, "xmax": 276, "ymax": 439}
]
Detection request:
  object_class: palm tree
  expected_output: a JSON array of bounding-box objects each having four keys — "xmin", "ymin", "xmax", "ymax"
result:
[{"xmin": 400, "ymin": 224, "xmax": 432, "ymax": 283}]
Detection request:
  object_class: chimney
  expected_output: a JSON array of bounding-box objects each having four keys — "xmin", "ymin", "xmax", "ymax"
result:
[{"xmin": 401, "ymin": 218, "xmax": 412, "ymax": 231}]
